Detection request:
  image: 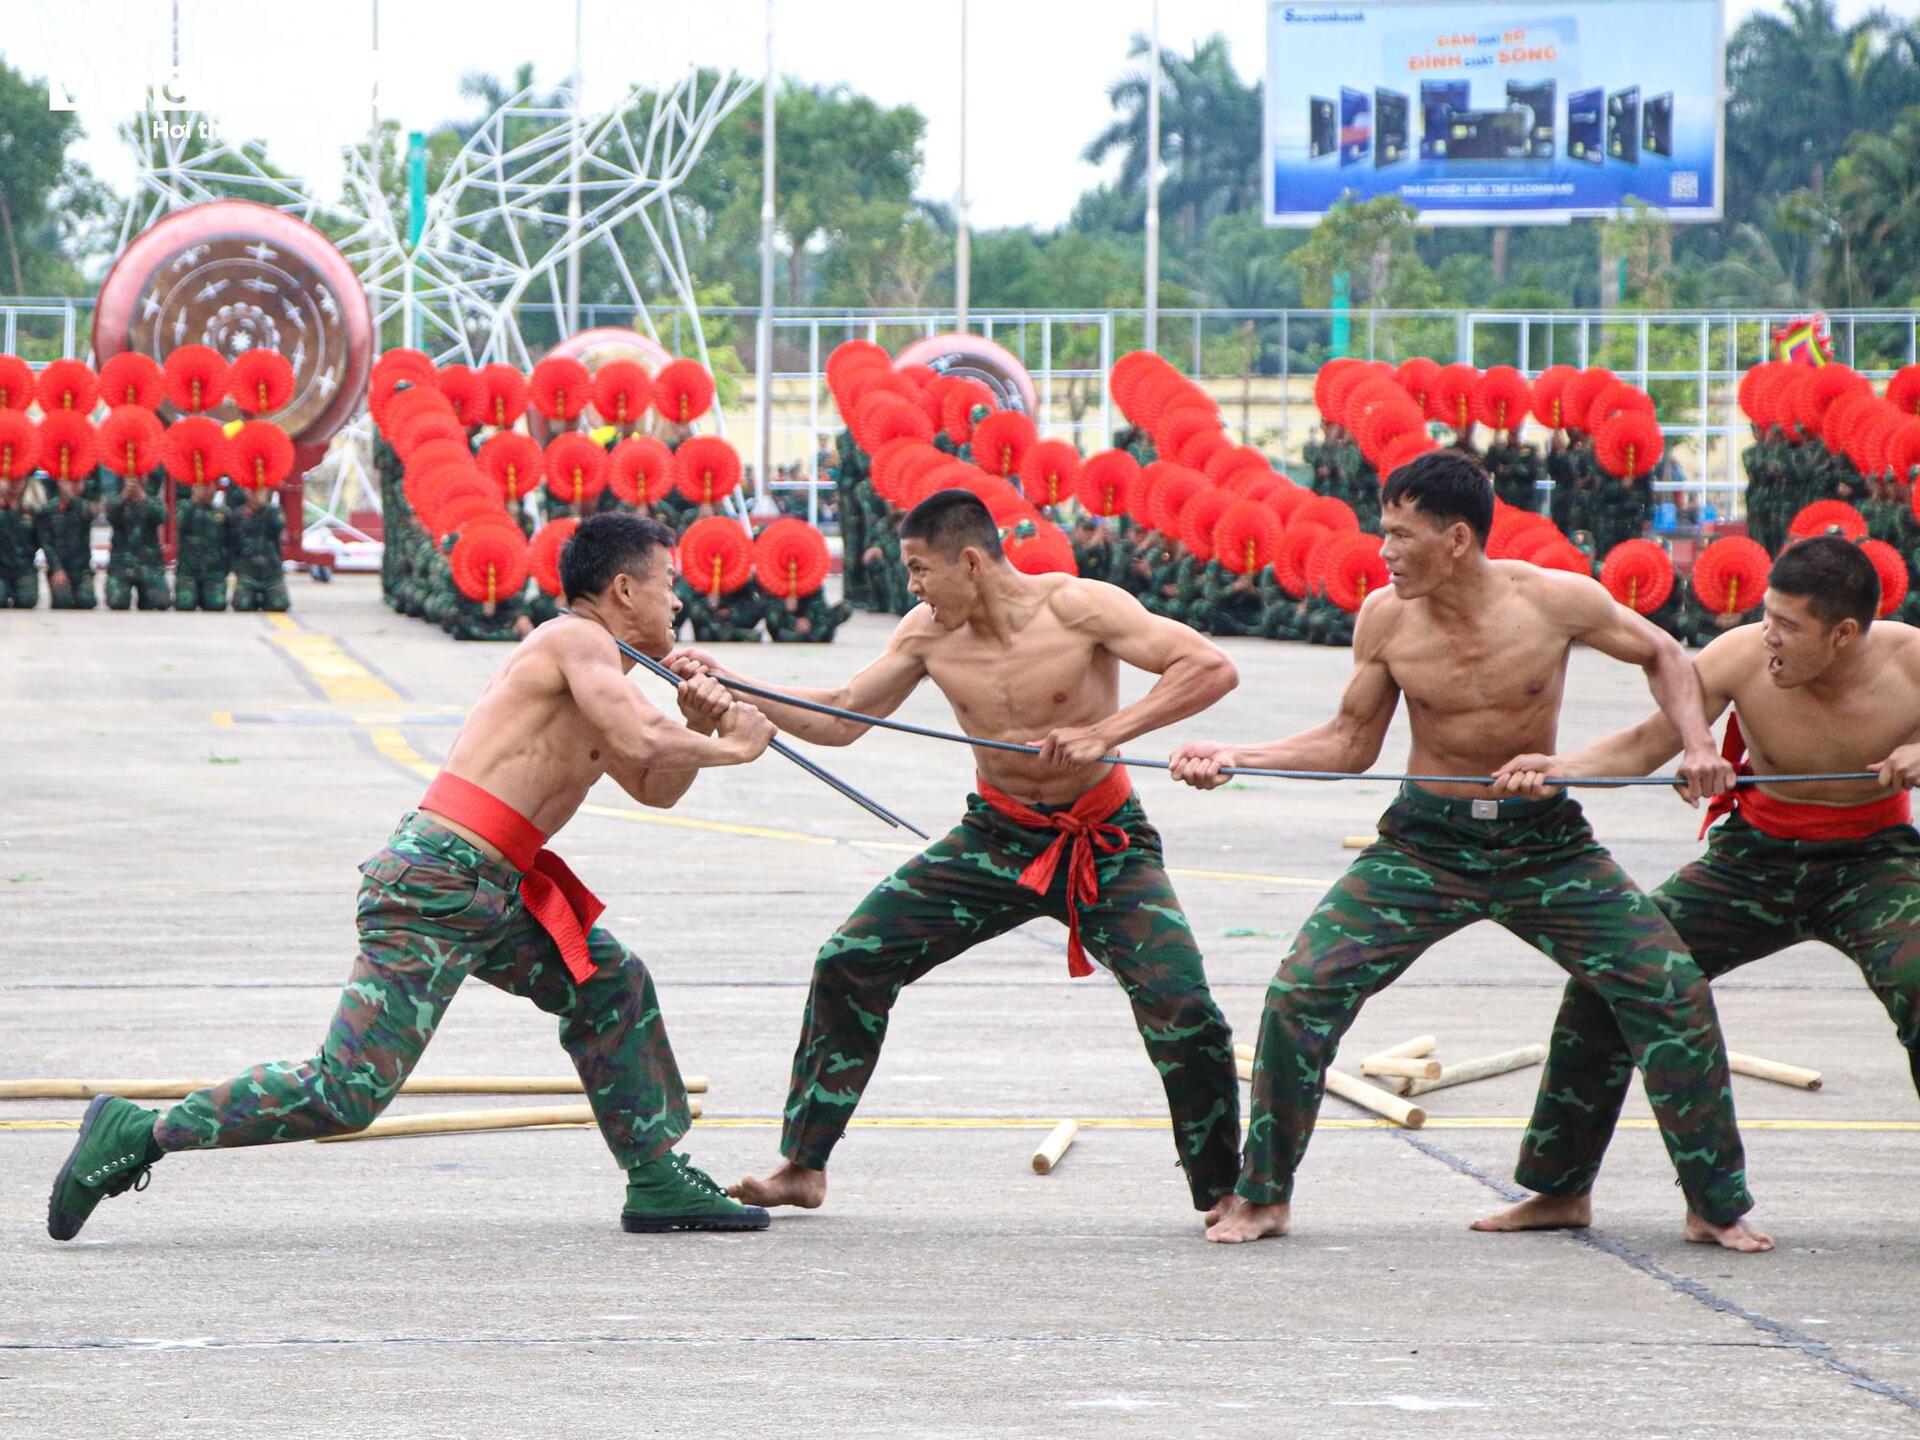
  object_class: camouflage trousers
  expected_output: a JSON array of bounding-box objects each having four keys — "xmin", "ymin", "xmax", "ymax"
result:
[
  {"xmin": 105, "ymin": 561, "xmax": 171, "ymax": 610},
  {"xmin": 0, "ymin": 568, "xmax": 36, "ymax": 607},
  {"xmin": 233, "ymin": 571, "xmax": 291, "ymax": 612},
  {"xmin": 47, "ymin": 561, "xmax": 96, "ymax": 609},
  {"xmin": 1517, "ymin": 814, "xmax": 1920, "ymax": 1199},
  {"xmin": 1239, "ymin": 784, "xmax": 1753, "ymax": 1224},
  {"xmin": 174, "ymin": 566, "xmax": 230, "ymax": 612},
  {"xmin": 156, "ymin": 812, "xmax": 692, "ymax": 1168},
  {"xmin": 779, "ymin": 788, "xmax": 1242, "ymax": 1206}
]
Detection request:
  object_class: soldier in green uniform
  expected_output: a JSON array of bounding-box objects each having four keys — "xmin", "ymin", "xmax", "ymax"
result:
[
  {"xmin": 172, "ymin": 479, "xmax": 231, "ymax": 611},
  {"xmin": 229, "ymin": 484, "xmax": 291, "ymax": 613},
  {"xmin": 1070, "ymin": 515, "xmax": 1131, "ymax": 588},
  {"xmin": 1186, "ymin": 560, "xmax": 1266, "ymax": 636},
  {"xmin": 38, "ymin": 474, "xmax": 97, "ymax": 609},
  {"xmin": 759, "ymin": 581, "xmax": 852, "ymax": 642},
  {"xmin": 1486, "ymin": 435, "xmax": 1544, "ymax": 511},
  {"xmin": 1137, "ymin": 540, "xmax": 1192, "ymax": 622},
  {"xmin": 0, "ymin": 476, "xmax": 40, "ymax": 607},
  {"xmin": 104, "ymin": 473, "xmax": 171, "ymax": 611}
]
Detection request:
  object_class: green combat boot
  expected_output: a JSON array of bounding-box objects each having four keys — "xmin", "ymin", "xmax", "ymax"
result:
[
  {"xmin": 47, "ymin": 1095, "xmax": 163, "ymax": 1241},
  {"xmin": 622, "ymin": 1152, "xmax": 770, "ymax": 1233}
]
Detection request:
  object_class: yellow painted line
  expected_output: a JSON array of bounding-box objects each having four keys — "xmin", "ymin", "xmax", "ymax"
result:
[
  {"xmin": 268, "ymin": 631, "xmax": 399, "ymax": 705},
  {"xmin": 369, "ymin": 727, "xmax": 438, "ymax": 781},
  {"xmin": 580, "ymin": 801, "xmax": 839, "ymax": 846},
  {"xmin": 267, "ymin": 613, "xmax": 301, "ymax": 633},
  {"xmin": 210, "ymin": 711, "xmax": 234, "ymax": 727}
]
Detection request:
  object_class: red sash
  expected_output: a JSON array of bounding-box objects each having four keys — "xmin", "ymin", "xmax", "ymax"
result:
[
  {"xmin": 1700, "ymin": 713, "xmax": 1911, "ymax": 842},
  {"xmin": 975, "ymin": 765, "xmax": 1133, "ymax": 980},
  {"xmin": 419, "ymin": 772, "xmax": 606, "ymax": 984}
]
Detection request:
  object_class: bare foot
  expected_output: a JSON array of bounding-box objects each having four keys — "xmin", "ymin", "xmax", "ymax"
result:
[
  {"xmin": 1684, "ymin": 1211, "xmax": 1774, "ymax": 1253},
  {"xmin": 730, "ymin": 1160, "xmax": 826, "ymax": 1210},
  {"xmin": 1470, "ymin": 1193, "xmax": 1593, "ymax": 1233},
  {"xmin": 1204, "ymin": 1195, "xmax": 1291, "ymax": 1244}
]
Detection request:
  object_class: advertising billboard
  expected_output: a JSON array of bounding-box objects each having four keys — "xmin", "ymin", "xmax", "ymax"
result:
[{"xmin": 1265, "ymin": 0, "xmax": 1726, "ymax": 225}]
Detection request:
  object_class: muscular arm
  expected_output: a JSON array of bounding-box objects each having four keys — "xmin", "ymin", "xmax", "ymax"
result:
[{"xmin": 556, "ymin": 625, "xmax": 764, "ymax": 774}]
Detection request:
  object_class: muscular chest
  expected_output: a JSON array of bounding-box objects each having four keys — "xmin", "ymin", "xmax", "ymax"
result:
[
  {"xmin": 1396, "ymin": 627, "xmax": 1562, "ymax": 717},
  {"xmin": 926, "ymin": 630, "xmax": 1111, "ymax": 733},
  {"xmin": 1738, "ymin": 684, "xmax": 1919, "ymax": 771}
]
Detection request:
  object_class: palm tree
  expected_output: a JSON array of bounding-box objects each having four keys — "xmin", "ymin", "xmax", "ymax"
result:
[{"xmin": 1826, "ymin": 108, "xmax": 1920, "ymax": 304}]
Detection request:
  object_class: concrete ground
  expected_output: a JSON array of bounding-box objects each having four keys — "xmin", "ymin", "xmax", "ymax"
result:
[{"xmin": 2, "ymin": 580, "xmax": 1916, "ymax": 1439}]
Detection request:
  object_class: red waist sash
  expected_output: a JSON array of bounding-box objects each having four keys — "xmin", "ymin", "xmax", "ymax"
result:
[
  {"xmin": 976, "ymin": 764, "xmax": 1133, "ymax": 980},
  {"xmin": 419, "ymin": 772, "xmax": 605, "ymax": 984},
  {"xmin": 1700, "ymin": 713, "xmax": 1911, "ymax": 842}
]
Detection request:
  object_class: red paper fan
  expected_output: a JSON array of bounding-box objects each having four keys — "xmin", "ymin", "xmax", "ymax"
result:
[
  {"xmin": 543, "ymin": 432, "xmax": 608, "ymax": 507},
  {"xmin": 1378, "ymin": 431, "xmax": 1438, "ymax": 481},
  {"xmin": 0, "ymin": 355, "xmax": 35, "ymax": 411},
  {"xmin": 1486, "ymin": 507, "xmax": 1556, "ymax": 560},
  {"xmin": 1214, "ymin": 500, "xmax": 1284, "ymax": 577},
  {"xmin": 1076, "ymin": 449, "xmax": 1137, "ymax": 517},
  {"xmin": 450, "ymin": 525, "xmax": 530, "ymax": 604},
  {"xmin": 372, "ymin": 348, "xmax": 436, "ymax": 388},
  {"xmin": 1796, "ymin": 363, "xmax": 1869, "ymax": 434},
  {"xmin": 1004, "ymin": 519, "xmax": 1078, "ymax": 577},
  {"xmin": 528, "ymin": 517, "xmax": 579, "ymax": 597},
  {"xmin": 478, "ymin": 431, "xmax": 545, "ymax": 504},
  {"xmin": 1395, "ymin": 357, "xmax": 1443, "ymax": 413},
  {"xmin": 1323, "ymin": 531, "xmax": 1389, "ymax": 613},
  {"xmin": 383, "ymin": 383, "xmax": 455, "ymax": 437},
  {"xmin": 1886, "ymin": 365, "xmax": 1920, "ymax": 418},
  {"xmin": 852, "ymin": 392, "xmax": 930, "ymax": 454},
  {"xmin": 842, "ymin": 368, "xmax": 918, "ymax": 420},
  {"xmin": 479, "ymin": 364, "xmax": 530, "ymax": 430},
  {"xmin": 1887, "ymin": 419, "xmax": 1920, "ymax": 484},
  {"xmin": 36, "ymin": 413, "xmax": 97, "ymax": 482},
  {"xmin": 971, "ymin": 410, "xmax": 1038, "ymax": 478},
  {"xmin": 1274, "ymin": 521, "xmax": 1329, "ymax": 598},
  {"xmin": 36, "ymin": 358, "xmax": 98, "ymax": 415},
  {"xmin": 1594, "ymin": 411, "xmax": 1665, "ymax": 480},
  {"xmin": 895, "ymin": 363, "xmax": 937, "ymax": 393},
  {"xmin": 1691, "ymin": 537, "xmax": 1771, "ymax": 616},
  {"xmin": 672, "ymin": 435, "xmax": 742, "ymax": 506},
  {"xmin": 940, "ymin": 378, "xmax": 997, "ymax": 443},
  {"xmin": 1018, "ymin": 439, "xmax": 1081, "ymax": 508},
  {"xmin": 406, "ymin": 461, "xmax": 481, "ymax": 532},
  {"xmin": 1737, "ymin": 362, "xmax": 1784, "ymax": 425},
  {"xmin": 826, "ymin": 339, "xmax": 890, "ymax": 387},
  {"xmin": 229, "ymin": 421, "xmax": 294, "ymax": 490},
  {"xmin": 430, "ymin": 365, "xmax": 483, "ymax": 427},
  {"xmin": 609, "ymin": 435, "xmax": 674, "ymax": 506},
  {"xmin": 879, "ymin": 442, "xmax": 948, "ymax": 507},
  {"xmin": 1154, "ymin": 402, "xmax": 1222, "ymax": 462},
  {"xmin": 1763, "ymin": 368, "xmax": 1813, "ymax": 439},
  {"xmin": 1531, "ymin": 540, "xmax": 1594, "ymax": 576},
  {"xmin": 163, "ymin": 415, "xmax": 229, "ymax": 488},
  {"xmin": 1340, "ymin": 375, "xmax": 1406, "ymax": 436},
  {"xmin": 1312, "ymin": 357, "xmax": 1365, "ymax": 420},
  {"xmin": 1600, "ymin": 539, "xmax": 1675, "ymax": 615},
  {"xmin": 1204, "ymin": 444, "xmax": 1268, "ymax": 485},
  {"xmin": 754, "ymin": 518, "xmax": 831, "ymax": 599},
  {"xmin": 1111, "ymin": 349, "xmax": 1173, "ymax": 420},
  {"xmin": 1788, "ymin": 499, "xmax": 1868, "ymax": 542},
  {"xmin": 652, "ymin": 359, "xmax": 715, "ymax": 426},
  {"xmin": 1428, "ymin": 364, "xmax": 1480, "ymax": 433},
  {"xmin": 435, "ymin": 488, "xmax": 509, "ymax": 542},
  {"xmin": 0, "ymin": 411, "xmax": 39, "ymax": 479},
  {"xmin": 1472, "ymin": 366, "xmax": 1533, "ymax": 432},
  {"xmin": 1821, "ymin": 390, "xmax": 1877, "ymax": 454},
  {"xmin": 1292, "ymin": 494, "xmax": 1361, "ymax": 534},
  {"xmin": 591, "ymin": 361, "xmax": 652, "ymax": 427},
  {"xmin": 1530, "ymin": 364, "xmax": 1579, "ymax": 430},
  {"xmin": 1858, "ymin": 539, "xmax": 1909, "ymax": 616},
  {"xmin": 98, "ymin": 352, "xmax": 163, "ymax": 410},
  {"xmin": 1179, "ymin": 487, "xmax": 1235, "ymax": 562},
  {"xmin": 403, "ymin": 438, "xmax": 475, "ymax": 485},
  {"xmin": 1147, "ymin": 465, "xmax": 1209, "ymax": 538},
  {"xmin": 1137, "ymin": 375, "xmax": 1210, "ymax": 432},
  {"xmin": 681, "ymin": 515, "xmax": 753, "ymax": 599},
  {"xmin": 99, "ymin": 406, "xmax": 163, "ymax": 477},
  {"xmin": 1561, "ymin": 368, "xmax": 1620, "ymax": 434},
  {"xmin": 163, "ymin": 345, "xmax": 228, "ymax": 414},
  {"xmin": 1178, "ymin": 428, "xmax": 1235, "ymax": 475},
  {"xmin": 392, "ymin": 410, "xmax": 467, "ymax": 461},
  {"xmin": 1257, "ymin": 477, "xmax": 1311, "ymax": 524},
  {"xmin": 1586, "ymin": 382, "xmax": 1655, "ymax": 431},
  {"xmin": 1357, "ymin": 400, "xmax": 1428, "ymax": 468},
  {"xmin": 226, "ymin": 349, "xmax": 295, "ymax": 416},
  {"xmin": 1303, "ymin": 526, "xmax": 1350, "ymax": 597},
  {"xmin": 1324, "ymin": 362, "xmax": 1391, "ymax": 430},
  {"xmin": 1851, "ymin": 407, "xmax": 1906, "ymax": 474},
  {"xmin": 529, "ymin": 356, "xmax": 592, "ymax": 422}
]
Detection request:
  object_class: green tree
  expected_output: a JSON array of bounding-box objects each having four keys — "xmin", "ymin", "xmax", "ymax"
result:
[
  {"xmin": 1823, "ymin": 106, "xmax": 1920, "ymax": 306},
  {"xmin": 0, "ymin": 58, "xmax": 114, "ymax": 296}
]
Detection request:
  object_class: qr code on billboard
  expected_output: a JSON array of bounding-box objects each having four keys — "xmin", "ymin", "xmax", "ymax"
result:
[{"xmin": 1670, "ymin": 172, "xmax": 1700, "ymax": 201}]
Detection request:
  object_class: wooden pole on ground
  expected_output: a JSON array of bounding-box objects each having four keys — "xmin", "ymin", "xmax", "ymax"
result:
[
  {"xmin": 1404, "ymin": 1045, "xmax": 1546, "ymax": 1097},
  {"xmin": 1031, "ymin": 1119, "xmax": 1079, "ymax": 1174},
  {"xmin": 317, "ymin": 1096, "xmax": 703, "ymax": 1144},
  {"xmin": 1361, "ymin": 1054, "xmax": 1443, "ymax": 1080},
  {"xmin": 1325, "ymin": 1068, "xmax": 1426, "ymax": 1129},
  {"xmin": 1729, "ymin": 1051, "xmax": 1823, "ymax": 1091},
  {"xmin": 0, "ymin": 1076, "xmax": 708, "ymax": 1101},
  {"xmin": 1362, "ymin": 1035, "xmax": 1438, "ymax": 1065}
]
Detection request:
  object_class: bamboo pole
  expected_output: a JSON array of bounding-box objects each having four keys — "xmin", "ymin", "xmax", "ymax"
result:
[
  {"xmin": 317, "ymin": 1097, "xmax": 703, "ymax": 1144},
  {"xmin": 1729, "ymin": 1051, "xmax": 1823, "ymax": 1091},
  {"xmin": 1324, "ymin": 1068, "xmax": 1426, "ymax": 1129},
  {"xmin": 1404, "ymin": 1045, "xmax": 1547, "ymax": 1097},
  {"xmin": 1361, "ymin": 1054, "xmax": 1443, "ymax": 1081},
  {"xmin": 0, "ymin": 1076, "xmax": 707, "ymax": 1101},
  {"xmin": 1362, "ymin": 1035, "xmax": 1438, "ymax": 1065},
  {"xmin": 1030, "ymin": 1119, "xmax": 1079, "ymax": 1174}
]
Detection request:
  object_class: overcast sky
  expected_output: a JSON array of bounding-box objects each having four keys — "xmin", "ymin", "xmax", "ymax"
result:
[{"xmin": 6, "ymin": 0, "xmax": 1911, "ymax": 231}]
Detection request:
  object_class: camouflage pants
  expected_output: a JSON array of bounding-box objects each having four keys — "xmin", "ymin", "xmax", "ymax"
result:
[
  {"xmin": 156, "ymin": 812, "xmax": 692, "ymax": 1168},
  {"xmin": 1239, "ymin": 784, "xmax": 1753, "ymax": 1224},
  {"xmin": 0, "ymin": 568, "xmax": 36, "ymax": 607},
  {"xmin": 174, "ymin": 566, "xmax": 230, "ymax": 612},
  {"xmin": 1517, "ymin": 814, "xmax": 1920, "ymax": 1200},
  {"xmin": 233, "ymin": 572, "xmax": 291, "ymax": 612},
  {"xmin": 105, "ymin": 561, "xmax": 171, "ymax": 610},
  {"xmin": 779, "ymin": 789, "xmax": 1241, "ymax": 1206},
  {"xmin": 47, "ymin": 561, "xmax": 96, "ymax": 609}
]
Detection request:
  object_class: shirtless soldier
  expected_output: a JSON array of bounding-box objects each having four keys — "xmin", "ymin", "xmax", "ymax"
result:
[
  {"xmin": 682, "ymin": 488, "xmax": 1244, "ymax": 1221},
  {"xmin": 48, "ymin": 514, "xmax": 778, "ymax": 1240},
  {"xmin": 1476, "ymin": 535, "xmax": 1920, "ymax": 1236},
  {"xmin": 1169, "ymin": 450, "xmax": 1770, "ymax": 1250}
]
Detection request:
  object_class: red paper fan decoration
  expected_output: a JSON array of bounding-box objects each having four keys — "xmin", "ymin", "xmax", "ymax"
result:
[
  {"xmin": 435, "ymin": 489, "xmax": 508, "ymax": 542},
  {"xmin": 372, "ymin": 348, "xmax": 436, "ymax": 387},
  {"xmin": 528, "ymin": 517, "xmax": 579, "ymax": 597},
  {"xmin": 1586, "ymin": 382, "xmax": 1655, "ymax": 432},
  {"xmin": 1324, "ymin": 362, "xmax": 1391, "ymax": 430},
  {"xmin": 163, "ymin": 345, "xmax": 228, "ymax": 414},
  {"xmin": 1323, "ymin": 531, "xmax": 1389, "ymax": 613},
  {"xmin": 609, "ymin": 435, "xmax": 674, "ymax": 506},
  {"xmin": 854, "ymin": 392, "xmax": 934, "ymax": 454},
  {"xmin": 1204, "ymin": 444, "xmax": 1268, "ymax": 485},
  {"xmin": 1691, "ymin": 536, "xmax": 1771, "ymax": 616},
  {"xmin": 227, "ymin": 349, "xmax": 295, "ymax": 416},
  {"xmin": 1887, "ymin": 419, "xmax": 1920, "ymax": 484},
  {"xmin": 672, "ymin": 435, "xmax": 742, "ymax": 506},
  {"xmin": 895, "ymin": 363, "xmax": 937, "ymax": 393},
  {"xmin": 98, "ymin": 352, "xmax": 163, "ymax": 410},
  {"xmin": 1737, "ymin": 362, "xmax": 1784, "ymax": 425},
  {"xmin": 478, "ymin": 431, "xmax": 545, "ymax": 504},
  {"xmin": 842, "ymin": 367, "xmax": 918, "ymax": 419},
  {"xmin": 1312, "ymin": 357, "xmax": 1364, "ymax": 420},
  {"xmin": 0, "ymin": 411, "xmax": 39, "ymax": 479},
  {"xmin": 1765, "ymin": 368, "xmax": 1813, "ymax": 440},
  {"xmin": 971, "ymin": 410, "xmax": 1037, "ymax": 478},
  {"xmin": 36, "ymin": 412, "xmax": 97, "ymax": 483},
  {"xmin": 1796, "ymin": 363, "xmax": 1869, "ymax": 434},
  {"xmin": 1531, "ymin": 541, "xmax": 1594, "ymax": 576},
  {"xmin": 1600, "ymin": 539, "xmax": 1675, "ymax": 615},
  {"xmin": 1472, "ymin": 366, "xmax": 1533, "ymax": 432},
  {"xmin": 1178, "ymin": 428, "xmax": 1235, "ymax": 475},
  {"xmin": 1428, "ymin": 364, "xmax": 1480, "ymax": 433},
  {"xmin": 1530, "ymin": 364, "xmax": 1579, "ymax": 430},
  {"xmin": 1594, "ymin": 411, "xmax": 1666, "ymax": 480},
  {"xmin": 1357, "ymin": 400, "xmax": 1427, "ymax": 468},
  {"xmin": 382, "ymin": 383, "xmax": 455, "ymax": 437},
  {"xmin": 1851, "ymin": 407, "xmax": 1906, "ymax": 474},
  {"xmin": 940, "ymin": 378, "xmax": 997, "ymax": 442},
  {"xmin": 392, "ymin": 410, "xmax": 467, "ymax": 461},
  {"xmin": 403, "ymin": 438, "xmax": 474, "ymax": 485},
  {"xmin": 1274, "ymin": 521, "xmax": 1330, "ymax": 598},
  {"xmin": 228, "ymin": 421, "xmax": 294, "ymax": 490},
  {"xmin": 163, "ymin": 415, "xmax": 228, "ymax": 488},
  {"xmin": 406, "ymin": 462, "xmax": 481, "ymax": 532},
  {"xmin": 36, "ymin": 358, "xmax": 98, "ymax": 415},
  {"xmin": 0, "ymin": 355, "xmax": 35, "ymax": 411},
  {"xmin": 652, "ymin": 359, "xmax": 715, "ymax": 426},
  {"xmin": 543, "ymin": 432, "xmax": 608, "ymax": 507},
  {"xmin": 1292, "ymin": 494, "xmax": 1361, "ymax": 534},
  {"xmin": 1111, "ymin": 349, "xmax": 1172, "ymax": 420},
  {"xmin": 826, "ymin": 339, "xmax": 890, "ymax": 390},
  {"xmin": 591, "ymin": 361, "xmax": 652, "ymax": 428},
  {"xmin": 1004, "ymin": 520, "xmax": 1078, "ymax": 577},
  {"xmin": 1859, "ymin": 539, "xmax": 1909, "ymax": 616},
  {"xmin": 1303, "ymin": 527, "xmax": 1351, "ymax": 597},
  {"xmin": 450, "ymin": 525, "xmax": 530, "ymax": 604},
  {"xmin": 529, "ymin": 356, "xmax": 592, "ymax": 422},
  {"xmin": 1214, "ymin": 500, "xmax": 1284, "ymax": 577},
  {"xmin": 681, "ymin": 515, "xmax": 754, "ymax": 599},
  {"xmin": 479, "ymin": 364, "xmax": 530, "ymax": 429},
  {"xmin": 1788, "ymin": 499, "xmax": 1868, "ymax": 542},
  {"xmin": 1179, "ymin": 487, "xmax": 1235, "ymax": 563},
  {"xmin": 754, "ymin": 518, "xmax": 831, "ymax": 599},
  {"xmin": 431, "ymin": 364, "xmax": 485, "ymax": 427},
  {"xmin": 1378, "ymin": 431, "xmax": 1438, "ymax": 480},
  {"xmin": 1486, "ymin": 507, "xmax": 1556, "ymax": 560},
  {"xmin": 1340, "ymin": 374, "xmax": 1405, "ymax": 435},
  {"xmin": 1395, "ymin": 357, "xmax": 1443, "ymax": 413},
  {"xmin": 1821, "ymin": 390, "xmax": 1877, "ymax": 454},
  {"xmin": 98, "ymin": 405, "xmax": 163, "ymax": 477},
  {"xmin": 1154, "ymin": 402, "xmax": 1222, "ymax": 462},
  {"xmin": 1561, "ymin": 368, "xmax": 1620, "ymax": 434},
  {"xmin": 1886, "ymin": 365, "xmax": 1920, "ymax": 418},
  {"xmin": 1019, "ymin": 439, "xmax": 1081, "ymax": 508},
  {"xmin": 1147, "ymin": 465, "xmax": 1209, "ymax": 538},
  {"xmin": 1076, "ymin": 449, "xmax": 1137, "ymax": 517},
  {"xmin": 1137, "ymin": 375, "xmax": 1210, "ymax": 432}
]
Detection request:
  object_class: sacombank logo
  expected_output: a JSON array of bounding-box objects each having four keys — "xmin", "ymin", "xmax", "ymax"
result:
[{"xmin": 1282, "ymin": 7, "xmax": 1366, "ymax": 21}]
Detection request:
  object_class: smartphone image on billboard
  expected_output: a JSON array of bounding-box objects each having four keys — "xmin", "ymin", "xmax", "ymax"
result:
[
  {"xmin": 1608, "ymin": 86, "xmax": 1641, "ymax": 163},
  {"xmin": 1569, "ymin": 86, "xmax": 1605, "ymax": 163},
  {"xmin": 1643, "ymin": 92, "xmax": 1674, "ymax": 157},
  {"xmin": 1374, "ymin": 88, "xmax": 1409, "ymax": 166},
  {"xmin": 1309, "ymin": 97, "xmax": 1336, "ymax": 159},
  {"xmin": 1506, "ymin": 80, "xmax": 1556, "ymax": 159},
  {"xmin": 1340, "ymin": 86, "xmax": 1372, "ymax": 166},
  {"xmin": 1420, "ymin": 80, "xmax": 1469, "ymax": 159}
]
